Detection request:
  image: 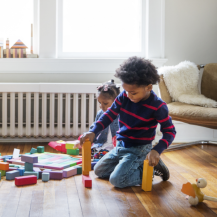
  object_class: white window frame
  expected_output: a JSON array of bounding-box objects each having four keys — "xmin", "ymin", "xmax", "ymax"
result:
[
  {"xmin": 57, "ymin": 0, "xmax": 146, "ymax": 58},
  {"xmin": 0, "ymin": 0, "xmax": 167, "ymax": 75}
]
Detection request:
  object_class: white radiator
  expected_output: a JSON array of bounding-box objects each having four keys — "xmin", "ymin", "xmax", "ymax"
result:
[{"xmin": 0, "ymin": 83, "xmax": 101, "ymax": 140}]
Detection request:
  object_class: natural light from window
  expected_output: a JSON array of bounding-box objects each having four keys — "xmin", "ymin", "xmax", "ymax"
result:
[
  {"xmin": 62, "ymin": 0, "xmax": 142, "ymax": 53},
  {"xmin": 0, "ymin": 0, "xmax": 33, "ymax": 54}
]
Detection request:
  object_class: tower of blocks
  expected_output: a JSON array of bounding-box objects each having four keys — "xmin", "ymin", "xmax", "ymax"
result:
[
  {"xmin": 142, "ymin": 160, "xmax": 153, "ymax": 191},
  {"xmin": 22, "ymin": 154, "xmax": 40, "ymax": 179},
  {"xmin": 82, "ymin": 139, "xmax": 92, "ymax": 188}
]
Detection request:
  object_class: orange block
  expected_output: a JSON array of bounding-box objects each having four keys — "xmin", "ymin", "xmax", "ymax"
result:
[
  {"xmin": 0, "ymin": 162, "xmax": 9, "ymax": 171},
  {"xmin": 82, "ymin": 140, "xmax": 91, "ymax": 175},
  {"xmin": 141, "ymin": 160, "xmax": 153, "ymax": 191}
]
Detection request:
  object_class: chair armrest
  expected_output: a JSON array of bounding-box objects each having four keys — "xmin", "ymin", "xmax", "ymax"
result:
[{"xmin": 158, "ymin": 75, "xmax": 172, "ymax": 104}]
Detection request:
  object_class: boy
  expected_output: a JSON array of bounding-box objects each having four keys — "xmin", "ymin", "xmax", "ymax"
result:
[{"xmin": 80, "ymin": 57, "xmax": 176, "ymax": 188}]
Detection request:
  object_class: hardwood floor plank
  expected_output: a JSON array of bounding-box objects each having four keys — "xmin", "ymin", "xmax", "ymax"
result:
[
  {"xmin": 87, "ymin": 172, "xmax": 110, "ymax": 217},
  {"xmin": 1, "ymin": 181, "xmax": 22, "ymax": 217},
  {"xmin": 65, "ymin": 177, "xmax": 83, "ymax": 217},
  {"xmin": 54, "ymin": 180, "xmax": 70, "ymax": 217},
  {"xmin": 188, "ymin": 146, "xmax": 217, "ymax": 164},
  {"xmin": 15, "ymin": 185, "xmax": 33, "ymax": 217},
  {"xmin": 124, "ymin": 187, "xmax": 150, "ymax": 217},
  {"xmin": 91, "ymin": 172, "xmax": 123, "ymax": 217},
  {"xmin": 29, "ymin": 190, "xmax": 44, "ymax": 217},
  {"xmin": 74, "ymin": 174, "xmax": 97, "ymax": 217},
  {"xmin": 200, "ymin": 145, "xmax": 217, "ymax": 158},
  {"xmin": 42, "ymin": 180, "xmax": 56, "ymax": 217},
  {"xmin": 132, "ymin": 186, "xmax": 165, "ymax": 217}
]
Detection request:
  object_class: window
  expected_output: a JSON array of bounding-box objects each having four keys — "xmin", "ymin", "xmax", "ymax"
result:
[
  {"xmin": 0, "ymin": 0, "xmax": 33, "ymax": 54},
  {"xmin": 58, "ymin": 0, "xmax": 145, "ymax": 58}
]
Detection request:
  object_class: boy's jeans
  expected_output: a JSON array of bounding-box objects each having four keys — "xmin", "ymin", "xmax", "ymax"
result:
[{"xmin": 94, "ymin": 140, "xmax": 152, "ymax": 188}]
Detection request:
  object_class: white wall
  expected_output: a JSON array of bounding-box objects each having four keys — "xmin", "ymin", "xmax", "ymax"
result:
[
  {"xmin": 162, "ymin": 0, "xmax": 217, "ymax": 143},
  {"xmin": 165, "ymin": 0, "xmax": 217, "ymax": 66}
]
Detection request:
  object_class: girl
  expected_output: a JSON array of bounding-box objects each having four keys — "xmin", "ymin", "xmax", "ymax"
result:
[
  {"xmin": 90, "ymin": 79, "xmax": 120, "ymax": 155},
  {"xmin": 76, "ymin": 79, "xmax": 120, "ymax": 157}
]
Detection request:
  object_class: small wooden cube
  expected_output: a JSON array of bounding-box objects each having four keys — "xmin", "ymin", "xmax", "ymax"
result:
[
  {"xmin": 82, "ymin": 175, "xmax": 92, "ymax": 188},
  {"xmin": 42, "ymin": 173, "xmax": 50, "ymax": 182},
  {"xmin": 37, "ymin": 146, "xmax": 44, "ymax": 153}
]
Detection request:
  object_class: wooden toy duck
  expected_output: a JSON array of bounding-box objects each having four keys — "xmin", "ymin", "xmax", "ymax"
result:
[{"xmin": 181, "ymin": 178, "xmax": 217, "ymax": 206}]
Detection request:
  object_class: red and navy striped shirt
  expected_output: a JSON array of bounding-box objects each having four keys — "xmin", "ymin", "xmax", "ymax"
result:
[{"xmin": 89, "ymin": 90, "xmax": 176, "ymax": 154}]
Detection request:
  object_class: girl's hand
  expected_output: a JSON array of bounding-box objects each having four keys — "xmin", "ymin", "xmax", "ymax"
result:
[
  {"xmin": 146, "ymin": 150, "xmax": 160, "ymax": 167},
  {"xmin": 80, "ymin": 132, "xmax": 95, "ymax": 146}
]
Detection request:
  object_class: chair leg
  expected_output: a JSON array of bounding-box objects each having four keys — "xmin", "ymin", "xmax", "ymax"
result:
[{"xmin": 164, "ymin": 140, "xmax": 217, "ymax": 152}]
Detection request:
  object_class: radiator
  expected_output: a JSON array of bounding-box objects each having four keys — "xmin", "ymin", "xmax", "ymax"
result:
[{"xmin": 0, "ymin": 83, "xmax": 101, "ymax": 139}]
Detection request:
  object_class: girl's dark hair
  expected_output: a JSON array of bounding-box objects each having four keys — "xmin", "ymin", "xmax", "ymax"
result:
[
  {"xmin": 114, "ymin": 56, "xmax": 160, "ymax": 86},
  {"xmin": 97, "ymin": 79, "xmax": 120, "ymax": 99}
]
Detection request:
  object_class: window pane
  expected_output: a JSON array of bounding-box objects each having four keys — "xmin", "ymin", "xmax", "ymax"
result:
[
  {"xmin": 0, "ymin": 0, "xmax": 33, "ymax": 54},
  {"xmin": 63, "ymin": 0, "xmax": 142, "ymax": 53}
]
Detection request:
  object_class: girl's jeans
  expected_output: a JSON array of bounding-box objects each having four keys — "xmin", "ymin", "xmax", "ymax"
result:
[{"xmin": 94, "ymin": 140, "xmax": 152, "ymax": 188}]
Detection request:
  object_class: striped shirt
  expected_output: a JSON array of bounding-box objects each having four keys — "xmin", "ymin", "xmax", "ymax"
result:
[{"xmin": 89, "ymin": 90, "xmax": 176, "ymax": 154}]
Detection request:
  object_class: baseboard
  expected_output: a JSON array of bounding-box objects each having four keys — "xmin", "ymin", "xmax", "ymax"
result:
[
  {"xmin": 0, "ymin": 137, "xmax": 75, "ymax": 143},
  {"xmin": 155, "ymin": 121, "xmax": 217, "ymax": 144}
]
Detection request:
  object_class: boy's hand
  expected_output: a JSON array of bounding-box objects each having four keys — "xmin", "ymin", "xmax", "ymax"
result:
[
  {"xmin": 80, "ymin": 132, "xmax": 95, "ymax": 146},
  {"xmin": 73, "ymin": 140, "xmax": 81, "ymax": 149},
  {"xmin": 146, "ymin": 150, "xmax": 160, "ymax": 167}
]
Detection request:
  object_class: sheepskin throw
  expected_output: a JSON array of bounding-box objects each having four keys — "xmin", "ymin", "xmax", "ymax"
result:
[{"xmin": 158, "ymin": 61, "xmax": 217, "ymax": 108}]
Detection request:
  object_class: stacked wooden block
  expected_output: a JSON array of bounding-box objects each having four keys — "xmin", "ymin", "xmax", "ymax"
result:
[
  {"xmin": 22, "ymin": 154, "xmax": 40, "ymax": 179},
  {"xmin": 82, "ymin": 140, "xmax": 92, "ymax": 188},
  {"xmin": 65, "ymin": 142, "xmax": 79, "ymax": 155}
]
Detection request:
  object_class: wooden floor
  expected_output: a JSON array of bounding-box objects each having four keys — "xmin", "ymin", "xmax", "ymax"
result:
[{"xmin": 0, "ymin": 143, "xmax": 217, "ymax": 217}]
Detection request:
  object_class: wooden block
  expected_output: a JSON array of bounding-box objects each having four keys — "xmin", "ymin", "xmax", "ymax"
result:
[
  {"xmin": 67, "ymin": 149, "xmax": 79, "ymax": 155},
  {"xmin": 49, "ymin": 171, "xmax": 63, "ymax": 180},
  {"xmin": 37, "ymin": 146, "xmax": 44, "ymax": 153},
  {"xmin": 25, "ymin": 162, "xmax": 33, "ymax": 171},
  {"xmin": 6, "ymin": 170, "xmax": 20, "ymax": 180},
  {"xmin": 15, "ymin": 175, "xmax": 37, "ymax": 186},
  {"xmin": 63, "ymin": 167, "xmax": 77, "ymax": 178},
  {"xmin": 74, "ymin": 165, "xmax": 82, "ymax": 174},
  {"xmin": 0, "ymin": 162, "xmax": 9, "ymax": 171},
  {"xmin": 18, "ymin": 168, "xmax": 25, "ymax": 176},
  {"xmin": 0, "ymin": 170, "xmax": 6, "ymax": 176},
  {"xmin": 82, "ymin": 140, "xmax": 91, "ymax": 175},
  {"xmin": 24, "ymin": 171, "xmax": 39, "ymax": 179},
  {"xmin": 21, "ymin": 154, "xmax": 38, "ymax": 163},
  {"xmin": 76, "ymin": 160, "xmax": 82, "ymax": 165},
  {"xmin": 82, "ymin": 170, "xmax": 89, "ymax": 176},
  {"xmin": 141, "ymin": 160, "xmax": 153, "ymax": 192},
  {"xmin": 42, "ymin": 173, "xmax": 50, "ymax": 182},
  {"xmin": 43, "ymin": 169, "xmax": 51, "ymax": 173},
  {"xmin": 30, "ymin": 148, "xmax": 37, "ymax": 154},
  {"xmin": 33, "ymin": 168, "xmax": 42, "ymax": 178},
  {"xmin": 82, "ymin": 175, "xmax": 92, "ymax": 188},
  {"xmin": 8, "ymin": 167, "xmax": 18, "ymax": 171},
  {"xmin": 65, "ymin": 142, "xmax": 75, "ymax": 149},
  {"xmin": 91, "ymin": 161, "xmax": 97, "ymax": 170}
]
